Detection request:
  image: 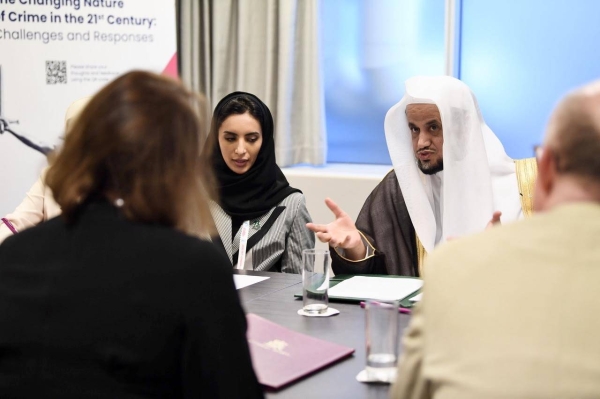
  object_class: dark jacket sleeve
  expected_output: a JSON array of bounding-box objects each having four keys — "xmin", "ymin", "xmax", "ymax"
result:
[
  {"xmin": 180, "ymin": 242, "xmax": 264, "ymax": 399},
  {"xmin": 330, "ymin": 170, "xmax": 419, "ymax": 277}
]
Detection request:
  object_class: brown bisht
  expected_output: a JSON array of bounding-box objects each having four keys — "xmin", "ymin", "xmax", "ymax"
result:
[{"xmin": 330, "ymin": 170, "xmax": 420, "ymax": 277}]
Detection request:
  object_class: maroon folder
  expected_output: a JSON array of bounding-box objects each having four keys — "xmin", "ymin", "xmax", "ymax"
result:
[{"xmin": 246, "ymin": 313, "xmax": 355, "ymax": 390}]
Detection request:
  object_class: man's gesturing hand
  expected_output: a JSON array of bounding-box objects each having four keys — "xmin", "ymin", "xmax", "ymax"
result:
[{"xmin": 306, "ymin": 198, "xmax": 366, "ymax": 260}]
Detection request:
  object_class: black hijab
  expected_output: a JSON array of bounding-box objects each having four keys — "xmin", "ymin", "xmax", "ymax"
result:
[{"xmin": 210, "ymin": 91, "xmax": 300, "ymax": 221}]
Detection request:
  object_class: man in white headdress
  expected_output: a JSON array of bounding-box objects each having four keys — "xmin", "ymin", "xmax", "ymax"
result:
[
  {"xmin": 307, "ymin": 76, "xmax": 536, "ymax": 276},
  {"xmin": 391, "ymin": 78, "xmax": 600, "ymax": 399}
]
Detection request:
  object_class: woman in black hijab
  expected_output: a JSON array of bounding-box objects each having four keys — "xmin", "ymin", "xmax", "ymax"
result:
[{"xmin": 207, "ymin": 92, "xmax": 314, "ymax": 273}]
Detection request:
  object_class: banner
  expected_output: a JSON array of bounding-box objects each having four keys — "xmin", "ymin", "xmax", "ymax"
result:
[{"xmin": 0, "ymin": 0, "xmax": 177, "ymax": 215}]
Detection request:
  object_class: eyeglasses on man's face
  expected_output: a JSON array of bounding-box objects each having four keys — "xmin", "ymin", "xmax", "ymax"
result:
[{"xmin": 533, "ymin": 145, "xmax": 544, "ymax": 163}]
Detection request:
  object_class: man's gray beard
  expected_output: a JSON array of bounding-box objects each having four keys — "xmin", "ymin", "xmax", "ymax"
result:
[{"xmin": 418, "ymin": 159, "xmax": 444, "ymax": 175}]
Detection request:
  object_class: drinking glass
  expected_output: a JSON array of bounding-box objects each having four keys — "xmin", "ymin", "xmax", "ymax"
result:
[
  {"xmin": 302, "ymin": 249, "xmax": 330, "ymax": 314},
  {"xmin": 365, "ymin": 299, "xmax": 399, "ymax": 382}
]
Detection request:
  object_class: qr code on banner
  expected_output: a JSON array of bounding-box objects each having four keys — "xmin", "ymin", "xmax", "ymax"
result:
[{"xmin": 46, "ymin": 61, "xmax": 67, "ymax": 85}]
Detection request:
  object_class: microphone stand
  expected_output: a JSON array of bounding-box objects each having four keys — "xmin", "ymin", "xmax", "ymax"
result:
[{"xmin": 0, "ymin": 118, "xmax": 54, "ymax": 156}]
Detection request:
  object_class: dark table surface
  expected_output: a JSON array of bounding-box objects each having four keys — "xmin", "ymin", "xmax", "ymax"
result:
[{"xmin": 234, "ymin": 270, "xmax": 411, "ymax": 399}]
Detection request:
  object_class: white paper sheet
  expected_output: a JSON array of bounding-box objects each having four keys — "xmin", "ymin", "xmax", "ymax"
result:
[
  {"xmin": 233, "ymin": 275, "xmax": 270, "ymax": 290},
  {"xmin": 409, "ymin": 293, "xmax": 422, "ymax": 302},
  {"xmin": 328, "ymin": 276, "xmax": 423, "ymax": 302}
]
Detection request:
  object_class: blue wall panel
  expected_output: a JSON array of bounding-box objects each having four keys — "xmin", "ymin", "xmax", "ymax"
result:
[
  {"xmin": 460, "ymin": 0, "xmax": 600, "ymax": 159},
  {"xmin": 322, "ymin": 0, "xmax": 445, "ymax": 164}
]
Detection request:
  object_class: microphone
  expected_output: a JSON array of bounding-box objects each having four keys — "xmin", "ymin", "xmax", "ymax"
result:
[{"xmin": 0, "ymin": 117, "xmax": 54, "ymax": 156}]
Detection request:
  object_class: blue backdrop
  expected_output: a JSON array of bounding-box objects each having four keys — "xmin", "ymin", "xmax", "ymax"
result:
[
  {"xmin": 321, "ymin": 0, "xmax": 445, "ymax": 164},
  {"xmin": 322, "ymin": 0, "xmax": 600, "ymax": 163},
  {"xmin": 460, "ymin": 0, "xmax": 600, "ymax": 159}
]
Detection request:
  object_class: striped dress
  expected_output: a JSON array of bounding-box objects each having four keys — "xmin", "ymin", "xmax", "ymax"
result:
[{"xmin": 211, "ymin": 192, "xmax": 315, "ymax": 273}]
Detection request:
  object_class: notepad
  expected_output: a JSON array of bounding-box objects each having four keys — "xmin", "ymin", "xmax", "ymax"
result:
[
  {"xmin": 233, "ymin": 275, "xmax": 269, "ymax": 290},
  {"xmin": 327, "ymin": 276, "xmax": 422, "ymax": 302}
]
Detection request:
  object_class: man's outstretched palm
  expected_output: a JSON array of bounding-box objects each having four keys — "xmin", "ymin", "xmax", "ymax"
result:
[{"xmin": 306, "ymin": 198, "xmax": 366, "ymax": 259}]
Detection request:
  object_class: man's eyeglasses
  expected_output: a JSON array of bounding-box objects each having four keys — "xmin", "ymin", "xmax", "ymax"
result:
[{"xmin": 533, "ymin": 145, "xmax": 544, "ymax": 163}]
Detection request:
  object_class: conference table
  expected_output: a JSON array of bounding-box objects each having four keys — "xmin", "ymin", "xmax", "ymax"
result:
[{"xmin": 234, "ymin": 270, "xmax": 412, "ymax": 399}]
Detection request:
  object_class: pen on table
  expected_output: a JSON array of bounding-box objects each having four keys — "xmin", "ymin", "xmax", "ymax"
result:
[{"xmin": 359, "ymin": 301, "xmax": 412, "ymax": 315}]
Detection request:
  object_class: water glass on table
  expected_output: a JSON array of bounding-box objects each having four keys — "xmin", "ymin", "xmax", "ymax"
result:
[
  {"xmin": 302, "ymin": 249, "xmax": 330, "ymax": 314},
  {"xmin": 365, "ymin": 299, "xmax": 399, "ymax": 383}
]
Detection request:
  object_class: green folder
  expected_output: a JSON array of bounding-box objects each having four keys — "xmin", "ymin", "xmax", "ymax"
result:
[{"xmin": 294, "ymin": 274, "xmax": 422, "ymax": 308}]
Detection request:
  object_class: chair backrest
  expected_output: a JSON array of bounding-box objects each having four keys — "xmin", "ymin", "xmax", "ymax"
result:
[{"xmin": 515, "ymin": 157, "xmax": 538, "ymax": 218}]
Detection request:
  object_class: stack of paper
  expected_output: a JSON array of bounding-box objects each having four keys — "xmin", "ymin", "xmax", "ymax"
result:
[
  {"xmin": 327, "ymin": 276, "xmax": 422, "ymax": 302},
  {"xmin": 409, "ymin": 293, "xmax": 423, "ymax": 302},
  {"xmin": 233, "ymin": 275, "xmax": 269, "ymax": 290}
]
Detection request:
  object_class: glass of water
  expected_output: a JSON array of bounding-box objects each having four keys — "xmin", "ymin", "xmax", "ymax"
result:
[
  {"xmin": 302, "ymin": 249, "xmax": 330, "ymax": 314},
  {"xmin": 365, "ymin": 299, "xmax": 399, "ymax": 382}
]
